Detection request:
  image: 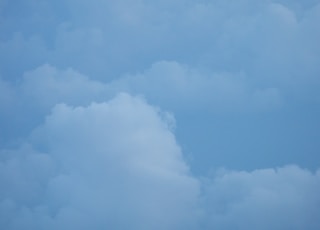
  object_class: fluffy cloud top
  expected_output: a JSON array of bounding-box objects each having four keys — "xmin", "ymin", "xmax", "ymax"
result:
[
  {"xmin": 1, "ymin": 0, "xmax": 320, "ymax": 229},
  {"xmin": 1, "ymin": 94, "xmax": 319, "ymax": 229},
  {"xmin": 0, "ymin": 62, "xmax": 283, "ymax": 148},
  {"xmin": 1, "ymin": 93, "xmax": 200, "ymax": 230}
]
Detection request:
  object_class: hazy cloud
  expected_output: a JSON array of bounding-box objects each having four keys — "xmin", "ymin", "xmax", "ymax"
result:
[
  {"xmin": 202, "ymin": 165, "xmax": 320, "ymax": 229},
  {"xmin": 21, "ymin": 64, "xmax": 109, "ymax": 108},
  {"xmin": 1, "ymin": 0, "xmax": 319, "ymax": 87},
  {"xmin": 112, "ymin": 61, "xmax": 283, "ymax": 111},
  {"xmin": 0, "ymin": 64, "xmax": 111, "ymax": 147},
  {"xmin": 0, "ymin": 62, "xmax": 283, "ymax": 147},
  {"xmin": 1, "ymin": 0, "xmax": 319, "ymax": 229}
]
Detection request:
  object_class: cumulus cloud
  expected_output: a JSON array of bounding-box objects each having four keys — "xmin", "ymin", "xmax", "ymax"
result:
[
  {"xmin": 1, "ymin": 93, "xmax": 200, "ymax": 230},
  {"xmin": 0, "ymin": 61, "xmax": 283, "ymax": 147},
  {"xmin": 0, "ymin": 64, "xmax": 111, "ymax": 147},
  {"xmin": 1, "ymin": 93, "xmax": 320, "ymax": 229},
  {"xmin": 1, "ymin": 0, "xmax": 319, "ymax": 110},
  {"xmin": 0, "ymin": 94, "xmax": 320, "ymax": 229},
  {"xmin": 112, "ymin": 61, "xmax": 283, "ymax": 111},
  {"xmin": 1, "ymin": 0, "xmax": 320, "ymax": 229},
  {"xmin": 20, "ymin": 64, "xmax": 109, "ymax": 108},
  {"xmin": 202, "ymin": 165, "xmax": 320, "ymax": 230},
  {"xmin": 1, "ymin": 0, "xmax": 319, "ymax": 88}
]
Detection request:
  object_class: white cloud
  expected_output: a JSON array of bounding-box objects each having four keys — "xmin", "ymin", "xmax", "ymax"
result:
[
  {"xmin": 1, "ymin": 93, "xmax": 200, "ymax": 230},
  {"xmin": 0, "ymin": 1, "xmax": 320, "ymax": 228},
  {"xmin": 202, "ymin": 165, "xmax": 320, "ymax": 230},
  {"xmin": 0, "ymin": 92, "xmax": 319, "ymax": 229},
  {"xmin": 1, "ymin": 122, "xmax": 320, "ymax": 229}
]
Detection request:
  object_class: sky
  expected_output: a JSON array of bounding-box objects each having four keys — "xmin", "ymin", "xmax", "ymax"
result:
[{"xmin": 0, "ymin": 0, "xmax": 320, "ymax": 229}]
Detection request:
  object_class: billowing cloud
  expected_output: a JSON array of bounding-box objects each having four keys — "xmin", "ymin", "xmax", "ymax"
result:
[
  {"xmin": 1, "ymin": 93, "xmax": 200, "ymax": 230},
  {"xmin": 1, "ymin": 0, "xmax": 320, "ymax": 229},
  {"xmin": 1, "ymin": 0, "xmax": 319, "ymax": 87},
  {"xmin": 112, "ymin": 61, "xmax": 283, "ymax": 111},
  {"xmin": 0, "ymin": 64, "xmax": 111, "ymax": 147},
  {"xmin": 1, "ymin": 98, "xmax": 319, "ymax": 229},
  {"xmin": 0, "ymin": 62, "xmax": 283, "ymax": 147},
  {"xmin": 20, "ymin": 64, "xmax": 109, "ymax": 108},
  {"xmin": 202, "ymin": 165, "xmax": 320, "ymax": 229}
]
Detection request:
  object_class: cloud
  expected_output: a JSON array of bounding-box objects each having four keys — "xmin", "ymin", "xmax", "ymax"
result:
[
  {"xmin": 202, "ymin": 165, "xmax": 320, "ymax": 230},
  {"xmin": 1, "ymin": 0, "xmax": 319, "ymax": 87},
  {"xmin": 112, "ymin": 61, "xmax": 283, "ymax": 111},
  {"xmin": 1, "ymin": 1, "xmax": 320, "ymax": 228},
  {"xmin": 1, "ymin": 1, "xmax": 319, "ymax": 112},
  {"xmin": 0, "ymin": 61, "xmax": 283, "ymax": 148},
  {"xmin": 1, "ymin": 103, "xmax": 320, "ymax": 229},
  {"xmin": 1, "ymin": 93, "xmax": 200, "ymax": 230},
  {"xmin": 1, "ymin": 0, "xmax": 319, "ymax": 109},
  {"xmin": 21, "ymin": 64, "xmax": 109, "ymax": 108},
  {"xmin": 0, "ymin": 64, "xmax": 111, "ymax": 147}
]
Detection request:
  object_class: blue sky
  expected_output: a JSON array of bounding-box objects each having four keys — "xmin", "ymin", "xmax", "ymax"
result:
[{"xmin": 0, "ymin": 0, "xmax": 320, "ymax": 229}]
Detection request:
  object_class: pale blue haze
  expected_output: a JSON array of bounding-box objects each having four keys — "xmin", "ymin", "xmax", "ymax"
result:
[{"xmin": 0, "ymin": 0, "xmax": 320, "ymax": 229}]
